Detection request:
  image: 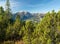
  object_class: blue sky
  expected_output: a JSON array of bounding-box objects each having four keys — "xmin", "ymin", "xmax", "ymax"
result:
[{"xmin": 0, "ymin": 0, "xmax": 60, "ymax": 13}]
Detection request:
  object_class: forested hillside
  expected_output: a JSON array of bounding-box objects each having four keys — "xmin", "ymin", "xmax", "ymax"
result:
[
  {"xmin": 0, "ymin": 6, "xmax": 60, "ymax": 44},
  {"xmin": 0, "ymin": 0, "xmax": 60, "ymax": 44}
]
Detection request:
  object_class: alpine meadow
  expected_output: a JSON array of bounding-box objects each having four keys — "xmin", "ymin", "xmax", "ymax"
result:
[{"xmin": 0, "ymin": 0, "xmax": 60, "ymax": 44}]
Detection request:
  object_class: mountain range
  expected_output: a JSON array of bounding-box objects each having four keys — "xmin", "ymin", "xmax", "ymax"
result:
[{"xmin": 13, "ymin": 11, "xmax": 45, "ymax": 22}]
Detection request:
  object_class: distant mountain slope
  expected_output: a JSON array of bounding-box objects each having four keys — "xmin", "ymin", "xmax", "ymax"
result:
[{"xmin": 13, "ymin": 11, "xmax": 45, "ymax": 22}]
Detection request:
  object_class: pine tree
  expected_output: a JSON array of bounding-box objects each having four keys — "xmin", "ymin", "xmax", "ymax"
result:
[
  {"xmin": 23, "ymin": 20, "xmax": 35, "ymax": 44},
  {"xmin": 5, "ymin": 0, "xmax": 12, "ymax": 19},
  {"xmin": 0, "ymin": 6, "xmax": 4, "ymax": 14},
  {"xmin": 6, "ymin": 0, "xmax": 11, "ymax": 14}
]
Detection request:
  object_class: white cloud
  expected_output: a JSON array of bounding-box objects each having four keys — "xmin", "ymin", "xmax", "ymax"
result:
[
  {"xmin": 10, "ymin": 1, "xmax": 20, "ymax": 8},
  {"xmin": 0, "ymin": 0, "xmax": 21, "ymax": 10}
]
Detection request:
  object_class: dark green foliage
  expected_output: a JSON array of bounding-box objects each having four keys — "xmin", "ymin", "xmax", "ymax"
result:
[
  {"xmin": 0, "ymin": 7, "xmax": 4, "ymax": 14},
  {"xmin": 32, "ymin": 10, "xmax": 60, "ymax": 44},
  {"xmin": 0, "ymin": 6, "xmax": 60, "ymax": 44}
]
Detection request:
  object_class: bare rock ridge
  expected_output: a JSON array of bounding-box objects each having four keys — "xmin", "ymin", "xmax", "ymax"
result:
[{"xmin": 13, "ymin": 11, "xmax": 45, "ymax": 22}]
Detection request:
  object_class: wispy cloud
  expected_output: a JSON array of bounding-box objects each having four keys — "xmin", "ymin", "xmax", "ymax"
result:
[
  {"xmin": 0, "ymin": 0, "xmax": 60, "ymax": 13},
  {"xmin": 0, "ymin": 0, "xmax": 21, "ymax": 10}
]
